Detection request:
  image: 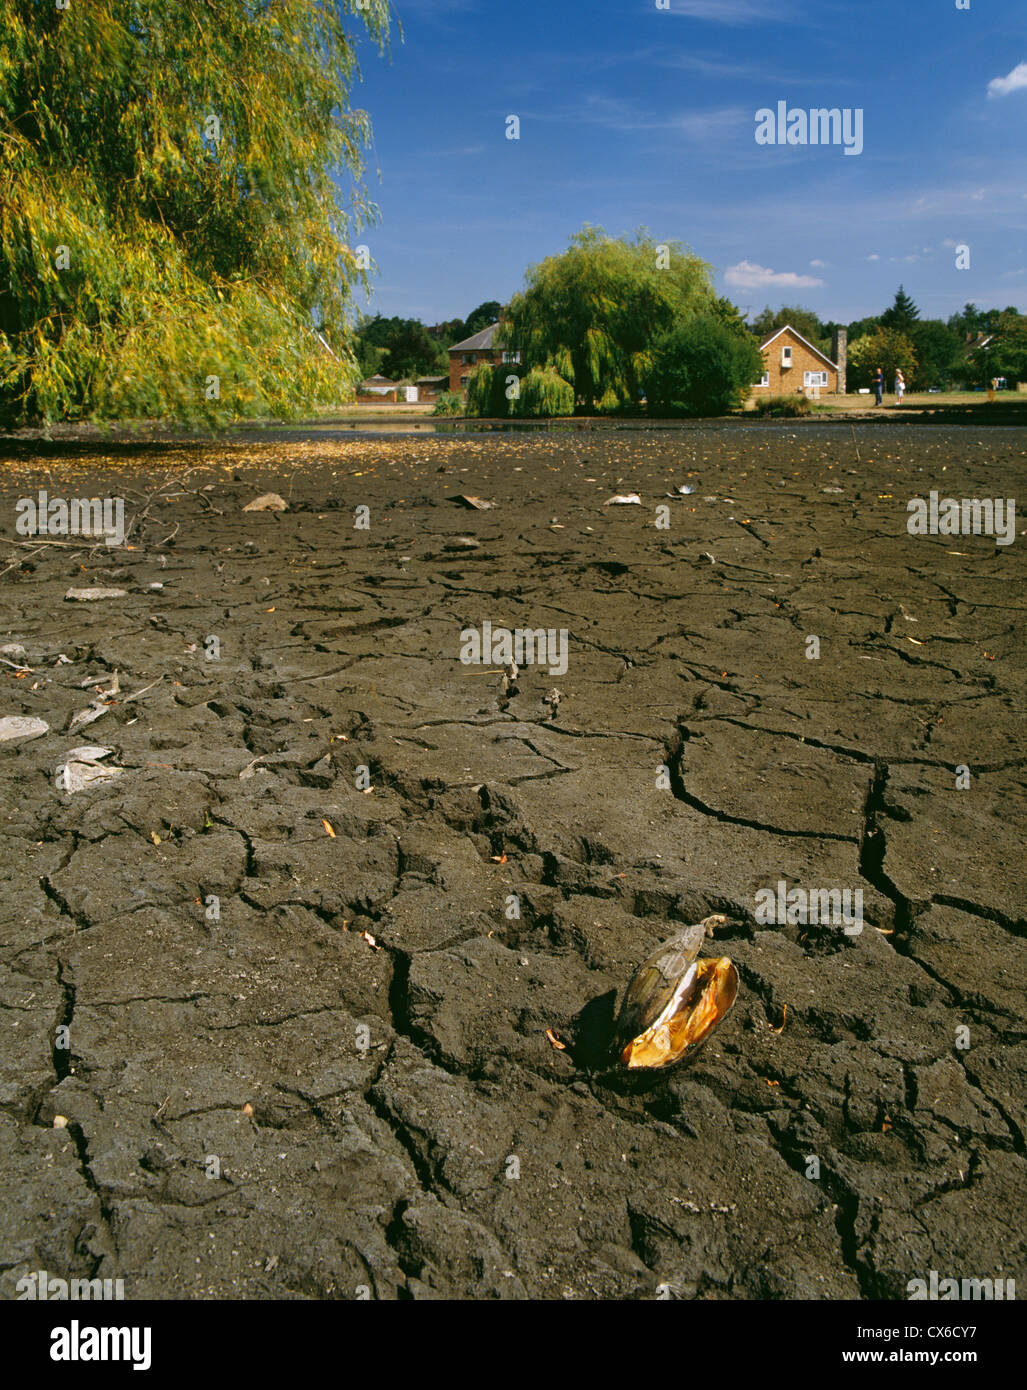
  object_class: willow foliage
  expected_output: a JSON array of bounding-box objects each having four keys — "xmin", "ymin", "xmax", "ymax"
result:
[
  {"xmin": 516, "ymin": 366, "xmax": 573, "ymax": 418},
  {"xmin": 0, "ymin": 0, "xmax": 390, "ymax": 424},
  {"xmin": 505, "ymin": 227, "xmax": 718, "ymax": 412}
]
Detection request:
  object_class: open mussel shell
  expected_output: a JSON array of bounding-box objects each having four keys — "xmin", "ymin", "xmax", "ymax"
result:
[{"xmin": 613, "ymin": 916, "xmax": 738, "ymax": 1072}]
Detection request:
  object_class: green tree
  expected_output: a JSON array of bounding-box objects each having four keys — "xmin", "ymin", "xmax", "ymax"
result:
[
  {"xmin": 847, "ymin": 328, "xmax": 918, "ymax": 390},
  {"xmin": 880, "ymin": 286, "xmax": 920, "ymax": 336},
  {"xmin": 516, "ymin": 366, "xmax": 573, "ymax": 418},
  {"xmin": 505, "ymin": 226, "xmax": 717, "ymax": 413},
  {"xmin": 0, "ymin": 0, "xmax": 389, "ymax": 425},
  {"xmin": 908, "ymin": 320, "xmax": 964, "ymax": 390},
  {"xmin": 463, "ymin": 301, "xmax": 502, "ymax": 336},
  {"xmin": 355, "ymin": 316, "xmax": 447, "ymax": 380},
  {"xmin": 355, "ymin": 339, "xmax": 387, "ymax": 381},
  {"xmin": 948, "ymin": 302, "xmax": 983, "ymax": 339},
  {"xmin": 986, "ymin": 316, "xmax": 1027, "ymax": 384},
  {"xmin": 431, "ymin": 317, "xmax": 467, "ymax": 346},
  {"xmin": 750, "ymin": 304, "xmax": 828, "ymax": 354},
  {"xmin": 847, "ymin": 315, "xmax": 881, "ymax": 342},
  {"xmin": 646, "ymin": 317, "xmax": 764, "ymax": 417}
]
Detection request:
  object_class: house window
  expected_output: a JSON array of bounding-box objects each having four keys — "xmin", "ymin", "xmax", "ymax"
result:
[
  {"xmin": 502, "ymin": 350, "xmax": 521, "ymax": 364},
  {"xmin": 803, "ymin": 370, "xmax": 829, "ymax": 387},
  {"xmin": 781, "ymin": 346, "xmax": 792, "ymax": 366},
  {"xmin": 460, "ymin": 375, "xmax": 469, "ymax": 387},
  {"xmin": 756, "ymin": 373, "xmax": 769, "ymax": 387},
  {"xmin": 462, "ymin": 353, "xmax": 473, "ymax": 364}
]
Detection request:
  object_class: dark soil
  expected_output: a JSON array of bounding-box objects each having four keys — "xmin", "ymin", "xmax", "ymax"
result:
[{"xmin": 1, "ymin": 421, "xmax": 1024, "ymax": 1300}]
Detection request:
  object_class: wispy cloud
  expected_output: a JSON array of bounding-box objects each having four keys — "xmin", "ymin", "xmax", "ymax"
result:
[
  {"xmin": 541, "ymin": 95, "xmax": 748, "ymax": 140},
  {"xmin": 987, "ymin": 62, "xmax": 1027, "ymax": 98},
  {"xmin": 666, "ymin": 0, "xmax": 784, "ymax": 23},
  {"xmin": 724, "ymin": 260, "xmax": 825, "ymax": 289}
]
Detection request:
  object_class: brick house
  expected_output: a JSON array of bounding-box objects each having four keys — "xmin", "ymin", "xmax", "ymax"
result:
[
  {"xmin": 752, "ymin": 325, "xmax": 840, "ymax": 395},
  {"xmin": 448, "ymin": 322, "xmax": 520, "ymax": 394}
]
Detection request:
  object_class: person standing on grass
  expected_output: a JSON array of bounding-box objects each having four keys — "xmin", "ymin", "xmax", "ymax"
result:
[
  {"xmin": 873, "ymin": 367, "xmax": 884, "ymax": 405},
  {"xmin": 895, "ymin": 369, "xmax": 905, "ymax": 404}
]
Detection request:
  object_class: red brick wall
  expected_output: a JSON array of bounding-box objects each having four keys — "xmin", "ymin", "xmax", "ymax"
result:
[{"xmin": 449, "ymin": 350, "xmax": 504, "ymax": 394}]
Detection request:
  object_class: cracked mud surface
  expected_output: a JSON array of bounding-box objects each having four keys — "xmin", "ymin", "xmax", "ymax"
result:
[{"xmin": 0, "ymin": 422, "xmax": 1024, "ymax": 1300}]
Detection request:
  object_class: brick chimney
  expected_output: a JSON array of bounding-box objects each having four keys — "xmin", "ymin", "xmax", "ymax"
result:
[{"xmin": 831, "ymin": 327, "xmax": 847, "ymax": 394}]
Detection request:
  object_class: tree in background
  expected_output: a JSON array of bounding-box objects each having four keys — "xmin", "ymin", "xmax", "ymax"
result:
[
  {"xmin": 749, "ymin": 304, "xmax": 830, "ymax": 355},
  {"xmin": 429, "ymin": 317, "xmax": 467, "ymax": 344},
  {"xmin": 847, "ymin": 314, "xmax": 882, "ymax": 342},
  {"xmin": 355, "ymin": 315, "xmax": 447, "ymax": 381},
  {"xmin": 0, "ymin": 0, "xmax": 388, "ymax": 425},
  {"xmin": 880, "ymin": 286, "xmax": 920, "ymax": 336},
  {"xmin": 516, "ymin": 366, "xmax": 574, "ymax": 418},
  {"xmin": 983, "ymin": 314, "xmax": 1027, "ymax": 385},
  {"xmin": 847, "ymin": 328, "xmax": 918, "ymax": 390},
  {"xmin": 463, "ymin": 301, "xmax": 503, "ymax": 336},
  {"xmin": 505, "ymin": 226, "xmax": 718, "ymax": 412},
  {"xmin": 908, "ymin": 319, "xmax": 964, "ymax": 390},
  {"xmin": 948, "ymin": 302, "xmax": 986, "ymax": 339},
  {"xmin": 646, "ymin": 317, "xmax": 764, "ymax": 417}
]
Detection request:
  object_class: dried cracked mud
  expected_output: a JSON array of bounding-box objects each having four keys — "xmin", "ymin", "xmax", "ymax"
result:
[{"xmin": 0, "ymin": 421, "xmax": 1024, "ymax": 1300}]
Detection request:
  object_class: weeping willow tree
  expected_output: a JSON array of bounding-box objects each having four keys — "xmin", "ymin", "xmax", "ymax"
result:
[
  {"xmin": 505, "ymin": 227, "xmax": 720, "ymax": 413},
  {"xmin": 0, "ymin": 0, "xmax": 390, "ymax": 425},
  {"xmin": 516, "ymin": 366, "xmax": 573, "ymax": 418}
]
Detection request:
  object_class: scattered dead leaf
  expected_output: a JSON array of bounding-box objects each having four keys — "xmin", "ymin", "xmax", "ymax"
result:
[
  {"xmin": 322, "ymin": 818, "xmax": 336, "ymax": 837},
  {"xmin": 545, "ymin": 1028, "xmax": 566, "ymax": 1051}
]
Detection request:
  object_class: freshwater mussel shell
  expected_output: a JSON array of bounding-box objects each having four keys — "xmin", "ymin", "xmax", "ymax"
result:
[{"xmin": 614, "ymin": 920, "xmax": 738, "ymax": 1072}]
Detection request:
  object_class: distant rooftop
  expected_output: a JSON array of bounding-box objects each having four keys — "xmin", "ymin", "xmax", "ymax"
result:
[{"xmin": 449, "ymin": 323, "xmax": 500, "ymax": 352}]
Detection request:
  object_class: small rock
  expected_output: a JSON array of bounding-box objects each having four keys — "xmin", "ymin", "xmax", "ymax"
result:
[
  {"xmin": 55, "ymin": 745, "xmax": 123, "ymax": 794},
  {"xmin": 64, "ymin": 588, "xmax": 129, "ymax": 601},
  {"xmin": 242, "ymin": 493, "xmax": 288, "ymax": 512},
  {"xmin": 0, "ymin": 716, "xmax": 49, "ymax": 744}
]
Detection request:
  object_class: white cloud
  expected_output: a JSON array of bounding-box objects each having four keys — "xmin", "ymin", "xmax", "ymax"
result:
[
  {"xmin": 988, "ymin": 62, "xmax": 1027, "ymax": 98},
  {"xmin": 668, "ymin": 0, "xmax": 782, "ymax": 22},
  {"xmin": 866, "ymin": 254, "xmax": 880, "ymax": 261},
  {"xmin": 724, "ymin": 260, "xmax": 824, "ymax": 289},
  {"xmin": 809, "ymin": 258, "xmax": 827, "ymax": 267}
]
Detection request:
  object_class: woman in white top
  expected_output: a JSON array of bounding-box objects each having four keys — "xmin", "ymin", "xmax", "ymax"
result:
[{"xmin": 895, "ymin": 369, "xmax": 905, "ymax": 403}]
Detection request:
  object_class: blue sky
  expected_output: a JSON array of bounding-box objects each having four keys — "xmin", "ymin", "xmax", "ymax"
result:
[{"xmin": 344, "ymin": 0, "xmax": 1027, "ymax": 328}]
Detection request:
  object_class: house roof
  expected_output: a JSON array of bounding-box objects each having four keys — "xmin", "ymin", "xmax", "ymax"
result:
[
  {"xmin": 449, "ymin": 323, "xmax": 500, "ymax": 352},
  {"xmin": 758, "ymin": 325, "xmax": 838, "ymax": 371},
  {"xmin": 360, "ymin": 374, "xmax": 396, "ymax": 386}
]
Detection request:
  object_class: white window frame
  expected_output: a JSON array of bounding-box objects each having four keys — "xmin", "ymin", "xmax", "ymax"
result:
[
  {"xmin": 781, "ymin": 345, "xmax": 793, "ymax": 366},
  {"xmin": 757, "ymin": 372, "xmax": 769, "ymax": 387},
  {"xmin": 803, "ymin": 370, "xmax": 828, "ymax": 387},
  {"xmin": 502, "ymin": 350, "xmax": 521, "ymax": 364}
]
